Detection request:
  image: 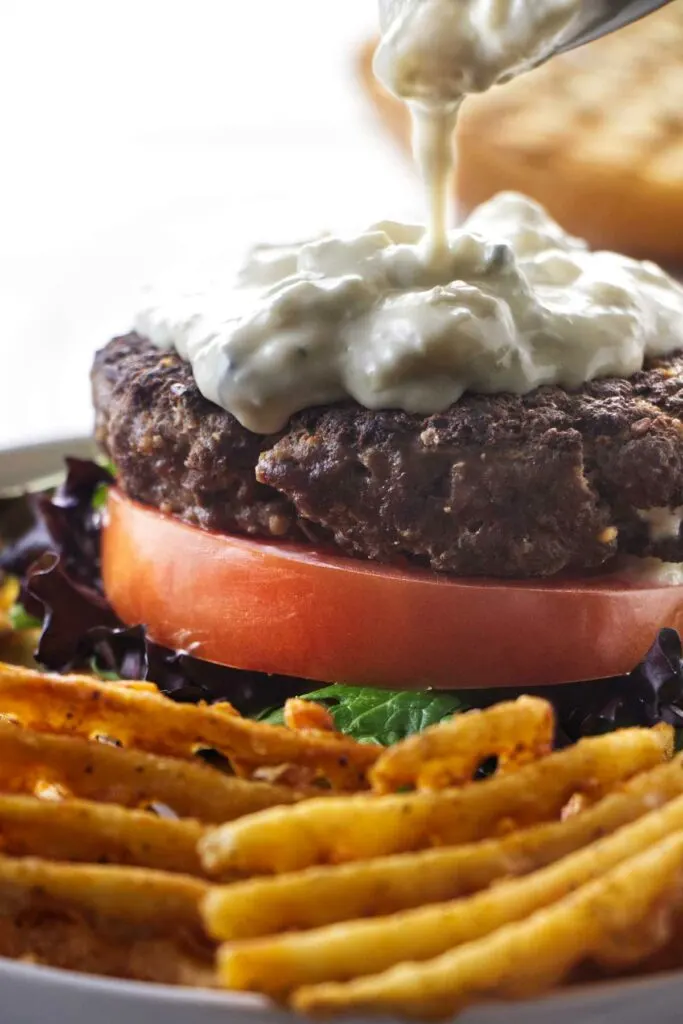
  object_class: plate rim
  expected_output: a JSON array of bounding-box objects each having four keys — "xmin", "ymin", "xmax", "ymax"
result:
[
  {"xmin": 0, "ymin": 433, "xmax": 95, "ymax": 459},
  {"xmin": 2, "ymin": 942, "xmax": 683, "ymax": 1021}
]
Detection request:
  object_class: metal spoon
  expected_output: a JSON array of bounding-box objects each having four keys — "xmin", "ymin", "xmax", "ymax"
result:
[
  {"xmin": 378, "ymin": 0, "xmax": 675, "ymax": 64},
  {"xmin": 554, "ymin": 0, "xmax": 674, "ymax": 54}
]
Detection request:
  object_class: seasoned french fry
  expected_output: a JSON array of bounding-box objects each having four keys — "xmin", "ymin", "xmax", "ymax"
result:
[
  {"xmin": 0, "ymin": 657, "xmax": 680, "ymax": 1009},
  {"xmin": 370, "ymin": 696, "xmax": 554, "ymax": 793},
  {"xmin": 0, "ymin": 916, "xmax": 214, "ymax": 987},
  {"xmin": 204, "ymin": 754, "xmax": 683, "ymax": 938},
  {"xmin": 0, "ymin": 664, "xmax": 379, "ymax": 789},
  {"xmin": 0, "ymin": 721, "xmax": 304, "ymax": 823},
  {"xmin": 617, "ymin": 914, "xmax": 683, "ymax": 979},
  {"xmin": 284, "ymin": 699, "xmax": 336, "ymax": 733},
  {"xmin": 0, "ymin": 854, "xmax": 207, "ymax": 930},
  {"xmin": 294, "ymin": 830, "xmax": 683, "ymax": 1019},
  {"xmin": 201, "ymin": 726, "xmax": 673, "ymax": 875},
  {"xmin": 215, "ymin": 784, "xmax": 683, "ymax": 995},
  {"xmin": 0, "ymin": 794, "xmax": 205, "ymax": 874},
  {"xmin": 0, "ymin": 855, "xmax": 214, "ymax": 986}
]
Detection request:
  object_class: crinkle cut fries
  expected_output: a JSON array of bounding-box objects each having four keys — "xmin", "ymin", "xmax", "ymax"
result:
[{"xmin": 1, "ymin": 663, "xmax": 683, "ymax": 1018}]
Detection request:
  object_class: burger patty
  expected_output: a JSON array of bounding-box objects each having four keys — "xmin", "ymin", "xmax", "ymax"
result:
[{"xmin": 92, "ymin": 333, "xmax": 683, "ymax": 578}]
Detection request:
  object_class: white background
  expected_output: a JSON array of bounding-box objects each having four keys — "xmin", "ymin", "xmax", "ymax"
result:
[{"xmin": 0, "ymin": 0, "xmax": 421, "ymax": 448}]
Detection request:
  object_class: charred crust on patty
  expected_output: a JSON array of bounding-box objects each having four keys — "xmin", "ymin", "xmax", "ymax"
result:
[
  {"xmin": 92, "ymin": 333, "xmax": 304, "ymax": 541},
  {"xmin": 92, "ymin": 334, "xmax": 683, "ymax": 578}
]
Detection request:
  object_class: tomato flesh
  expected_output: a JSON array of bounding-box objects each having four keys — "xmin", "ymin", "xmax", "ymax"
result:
[{"xmin": 102, "ymin": 489, "xmax": 683, "ymax": 690}]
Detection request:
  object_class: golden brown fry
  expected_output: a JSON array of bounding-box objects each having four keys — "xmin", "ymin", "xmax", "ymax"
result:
[
  {"xmin": 1, "ymin": 651, "xmax": 680, "ymax": 1010},
  {"xmin": 615, "ymin": 914, "xmax": 683, "ymax": 980},
  {"xmin": 0, "ymin": 793, "xmax": 205, "ymax": 874},
  {"xmin": 369, "ymin": 696, "xmax": 554, "ymax": 793},
  {"xmin": 0, "ymin": 663, "xmax": 379, "ymax": 789},
  {"xmin": 215, "ymin": 784, "xmax": 683, "ymax": 995},
  {"xmin": 201, "ymin": 726, "xmax": 673, "ymax": 875},
  {"xmin": 0, "ymin": 720, "xmax": 304, "ymax": 823},
  {"xmin": 294, "ymin": 830, "xmax": 683, "ymax": 1019},
  {"xmin": 0, "ymin": 913, "xmax": 214, "ymax": 987},
  {"xmin": 284, "ymin": 698, "xmax": 336, "ymax": 733},
  {"xmin": 203, "ymin": 754, "xmax": 683, "ymax": 938},
  {"xmin": 0, "ymin": 854, "xmax": 213, "ymax": 986},
  {"xmin": 0, "ymin": 854, "xmax": 207, "ymax": 930}
]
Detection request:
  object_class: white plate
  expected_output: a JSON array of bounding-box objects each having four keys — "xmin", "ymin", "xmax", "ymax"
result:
[
  {"xmin": 2, "ymin": 435, "xmax": 683, "ymax": 1024},
  {"xmin": 0, "ymin": 435, "xmax": 96, "ymax": 490}
]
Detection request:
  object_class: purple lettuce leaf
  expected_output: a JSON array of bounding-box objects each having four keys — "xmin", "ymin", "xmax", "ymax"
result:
[{"xmin": 3, "ymin": 459, "xmax": 307, "ymax": 714}]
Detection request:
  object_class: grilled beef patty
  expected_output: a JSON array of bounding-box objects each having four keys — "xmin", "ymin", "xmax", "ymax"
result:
[{"xmin": 92, "ymin": 333, "xmax": 683, "ymax": 577}]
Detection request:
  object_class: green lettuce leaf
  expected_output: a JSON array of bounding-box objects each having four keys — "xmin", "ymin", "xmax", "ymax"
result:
[
  {"xmin": 8, "ymin": 603, "xmax": 41, "ymax": 631},
  {"xmin": 259, "ymin": 685, "xmax": 468, "ymax": 745},
  {"xmin": 91, "ymin": 482, "xmax": 110, "ymax": 512},
  {"xmin": 88, "ymin": 657, "xmax": 121, "ymax": 682}
]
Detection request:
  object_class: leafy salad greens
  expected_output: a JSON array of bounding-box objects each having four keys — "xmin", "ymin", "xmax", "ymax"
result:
[{"xmin": 260, "ymin": 686, "xmax": 469, "ymax": 745}]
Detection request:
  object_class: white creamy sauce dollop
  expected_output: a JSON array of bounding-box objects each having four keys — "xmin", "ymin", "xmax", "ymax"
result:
[
  {"xmin": 136, "ymin": 0, "xmax": 683, "ymax": 438},
  {"xmin": 374, "ymin": 0, "xmax": 582, "ymax": 257},
  {"xmin": 617, "ymin": 558, "xmax": 683, "ymax": 588},
  {"xmin": 374, "ymin": 0, "xmax": 581, "ymax": 104},
  {"xmin": 637, "ymin": 507, "xmax": 683, "ymax": 543},
  {"xmin": 137, "ymin": 192, "xmax": 683, "ymax": 434}
]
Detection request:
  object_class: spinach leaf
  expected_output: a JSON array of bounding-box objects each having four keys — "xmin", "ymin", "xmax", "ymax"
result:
[
  {"xmin": 259, "ymin": 705, "xmax": 286, "ymax": 727},
  {"xmin": 260, "ymin": 685, "xmax": 468, "ymax": 745}
]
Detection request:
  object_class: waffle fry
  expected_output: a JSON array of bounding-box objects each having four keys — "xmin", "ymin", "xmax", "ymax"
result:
[
  {"xmin": 0, "ymin": 660, "xmax": 331, "ymax": 984},
  {"xmin": 0, "ymin": 855, "xmax": 213, "ymax": 986},
  {"xmin": 0, "ymin": 655, "xmax": 682, "ymax": 1015},
  {"xmin": 294, "ymin": 830, "xmax": 683, "ymax": 1018},
  {"xmin": 284, "ymin": 698, "xmax": 336, "ymax": 733},
  {"xmin": 0, "ymin": 663, "xmax": 379, "ymax": 790},
  {"xmin": 203, "ymin": 755, "xmax": 683, "ymax": 940},
  {"xmin": 0, "ymin": 854, "xmax": 207, "ymax": 930},
  {"xmin": 0, "ymin": 921, "xmax": 213, "ymax": 987},
  {"xmin": 0, "ymin": 793, "xmax": 205, "ymax": 874},
  {"xmin": 0, "ymin": 720, "xmax": 303, "ymax": 823},
  {"xmin": 369, "ymin": 696, "xmax": 553, "ymax": 793},
  {"xmin": 200, "ymin": 726, "xmax": 673, "ymax": 875},
  {"xmin": 216, "ymin": 783, "xmax": 683, "ymax": 995}
]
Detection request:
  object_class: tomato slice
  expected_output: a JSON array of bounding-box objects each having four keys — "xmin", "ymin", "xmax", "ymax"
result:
[{"xmin": 102, "ymin": 488, "xmax": 683, "ymax": 690}]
